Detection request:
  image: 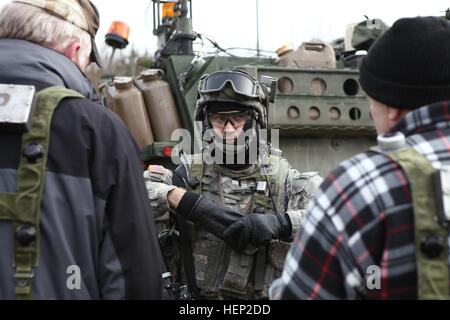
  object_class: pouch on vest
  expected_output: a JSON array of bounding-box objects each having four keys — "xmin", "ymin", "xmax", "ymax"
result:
[
  {"xmin": 192, "ymin": 230, "xmax": 226, "ymax": 293},
  {"xmin": 221, "ymin": 249, "xmax": 254, "ymax": 296}
]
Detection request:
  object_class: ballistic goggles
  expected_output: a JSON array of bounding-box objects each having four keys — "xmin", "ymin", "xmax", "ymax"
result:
[
  {"xmin": 208, "ymin": 111, "xmax": 252, "ymax": 128},
  {"xmin": 199, "ymin": 71, "xmax": 260, "ymax": 99}
]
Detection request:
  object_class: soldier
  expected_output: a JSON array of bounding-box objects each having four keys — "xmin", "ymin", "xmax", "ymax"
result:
[{"xmin": 145, "ymin": 69, "xmax": 322, "ymax": 299}]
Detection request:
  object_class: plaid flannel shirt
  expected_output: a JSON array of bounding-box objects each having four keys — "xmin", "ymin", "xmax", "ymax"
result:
[{"xmin": 269, "ymin": 101, "xmax": 450, "ymax": 300}]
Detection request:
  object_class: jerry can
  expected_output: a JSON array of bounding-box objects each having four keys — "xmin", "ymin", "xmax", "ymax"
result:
[
  {"xmin": 102, "ymin": 76, "xmax": 154, "ymax": 147},
  {"xmin": 134, "ymin": 69, "xmax": 182, "ymax": 142},
  {"xmin": 274, "ymin": 43, "xmax": 296, "ymax": 67},
  {"xmin": 293, "ymin": 41, "xmax": 336, "ymax": 68}
]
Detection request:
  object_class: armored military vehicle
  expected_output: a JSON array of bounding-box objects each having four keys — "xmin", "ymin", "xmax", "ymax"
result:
[{"xmin": 100, "ymin": 0, "xmax": 388, "ymax": 177}]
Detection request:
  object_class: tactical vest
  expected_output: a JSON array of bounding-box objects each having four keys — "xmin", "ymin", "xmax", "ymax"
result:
[
  {"xmin": 375, "ymin": 134, "xmax": 449, "ymax": 300},
  {"xmin": 187, "ymin": 153, "xmax": 291, "ymax": 299},
  {"xmin": 0, "ymin": 86, "xmax": 84, "ymax": 299}
]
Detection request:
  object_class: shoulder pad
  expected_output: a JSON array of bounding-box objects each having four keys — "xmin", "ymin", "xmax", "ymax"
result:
[
  {"xmin": 261, "ymin": 154, "xmax": 291, "ymax": 179},
  {"xmin": 290, "ymin": 171, "xmax": 322, "ymax": 194}
]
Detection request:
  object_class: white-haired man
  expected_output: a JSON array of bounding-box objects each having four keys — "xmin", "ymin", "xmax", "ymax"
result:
[{"xmin": 0, "ymin": 0, "xmax": 165, "ymax": 299}]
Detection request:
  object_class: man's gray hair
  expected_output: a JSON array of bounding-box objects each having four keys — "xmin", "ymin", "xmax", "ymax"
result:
[{"xmin": 0, "ymin": 2, "xmax": 91, "ymax": 63}]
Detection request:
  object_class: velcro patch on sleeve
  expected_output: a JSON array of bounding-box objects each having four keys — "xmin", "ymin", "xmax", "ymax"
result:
[{"xmin": 148, "ymin": 165, "xmax": 164, "ymax": 175}]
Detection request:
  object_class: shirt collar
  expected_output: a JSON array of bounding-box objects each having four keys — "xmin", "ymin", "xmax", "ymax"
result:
[{"xmin": 390, "ymin": 100, "xmax": 450, "ymax": 135}]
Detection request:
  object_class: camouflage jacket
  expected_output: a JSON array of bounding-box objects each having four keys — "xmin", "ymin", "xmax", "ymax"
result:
[{"xmin": 145, "ymin": 152, "xmax": 322, "ymax": 299}]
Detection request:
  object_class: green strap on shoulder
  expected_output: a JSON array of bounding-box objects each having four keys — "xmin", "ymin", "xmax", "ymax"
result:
[
  {"xmin": 252, "ymin": 166, "xmax": 269, "ymax": 293},
  {"xmin": 0, "ymin": 86, "xmax": 84, "ymax": 300},
  {"xmin": 254, "ymin": 155, "xmax": 291, "ymax": 292},
  {"xmin": 189, "ymin": 154, "xmax": 204, "ymax": 196},
  {"xmin": 242, "ymin": 155, "xmax": 287, "ymax": 292},
  {"xmin": 245, "ymin": 155, "xmax": 281, "ymax": 213},
  {"xmin": 386, "ymin": 147, "xmax": 449, "ymax": 300}
]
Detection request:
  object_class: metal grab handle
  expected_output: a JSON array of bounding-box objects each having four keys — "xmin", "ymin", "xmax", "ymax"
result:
[
  {"xmin": 138, "ymin": 68, "xmax": 165, "ymax": 81},
  {"xmin": 303, "ymin": 42, "xmax": 325, "ymax": 52},
  {"xmin": 156, "ymin": 69, "xmax": 165, "ymax": 77}
]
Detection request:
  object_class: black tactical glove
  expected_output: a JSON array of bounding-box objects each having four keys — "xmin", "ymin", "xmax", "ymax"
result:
[
  {"xmin": 175, "ymin": 191, "xmax": 292, "ymax": 253},
  {"xmin": 222, "ymin": 212, "xmax": 292, "ymax": 253},
  {"xmin": 175, "ymin": 191, "xmax": 244, "ymax": 246}
]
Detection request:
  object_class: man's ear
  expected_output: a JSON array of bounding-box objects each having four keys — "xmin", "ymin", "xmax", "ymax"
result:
[
  {"xmin": 61, "ymin": 41, "xmax": 81, "ymax": 61},
  {"xmin": 387, "ymin": 106, "xmax": 411, "ymax": 122}
]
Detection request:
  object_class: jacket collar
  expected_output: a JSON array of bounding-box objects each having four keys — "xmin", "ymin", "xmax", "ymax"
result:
[
  {"xmin": 0, "ymin": 38, "xmax": 101, "ymax": 105},
  {"xmin": 391, "ymin": 100, "xmax": 450, "ymax": 136}
]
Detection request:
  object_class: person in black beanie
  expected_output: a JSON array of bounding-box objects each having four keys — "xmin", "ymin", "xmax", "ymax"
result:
[
  {"xmin": 359, "ymin": 16, "xmax": 450, "ymax": 134},
  {"xmin": 360, "ymin": 16, "xmax": 450, "ymax": 111},
  {"xmin": 270, "ymin": 16, "xmax": 450, "ymax": 300}
]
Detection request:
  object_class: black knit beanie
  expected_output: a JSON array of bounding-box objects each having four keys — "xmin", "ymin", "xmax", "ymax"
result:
[{"xmin": 359, "ymin": 16, "xmax": 450, "ymax": 109}]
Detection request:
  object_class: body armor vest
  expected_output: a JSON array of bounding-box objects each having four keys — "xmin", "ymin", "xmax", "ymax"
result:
[{"xmin": 187, "ymin": 153, "xmax": 291, "ymax": 299}]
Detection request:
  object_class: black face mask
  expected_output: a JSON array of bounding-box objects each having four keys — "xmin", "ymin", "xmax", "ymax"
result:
[{"xmin": 203, "ymin": 123, "xmax": 260, "ymax": 169}]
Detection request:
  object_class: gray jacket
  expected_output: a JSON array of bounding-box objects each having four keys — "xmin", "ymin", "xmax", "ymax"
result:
[{"xmin": 0, "ymin": 39, "xmax": 165, "ymax": 299}]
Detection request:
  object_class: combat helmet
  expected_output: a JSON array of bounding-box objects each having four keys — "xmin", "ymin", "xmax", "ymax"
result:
[
  {"xmin": 195, "ymin": 69, "xmax": 273, "ymax": 128},
  {"xmin": 194, "ymin": 69, "xmax": 276, "ymax": 163}
]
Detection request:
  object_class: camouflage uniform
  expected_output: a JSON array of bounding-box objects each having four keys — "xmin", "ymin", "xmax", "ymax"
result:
[
  {"xmin": 146, "ymin": 151, "xmax": 322, "ymax": 299},
  {"xmin": 145, "ymin": 69, "xmax": 322, "ymax": 299}
]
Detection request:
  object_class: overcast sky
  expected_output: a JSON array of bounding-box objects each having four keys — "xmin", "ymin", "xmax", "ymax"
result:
[{"xmin": 0, "ymin": 0, "xmax": 449, "ymax": 59}]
